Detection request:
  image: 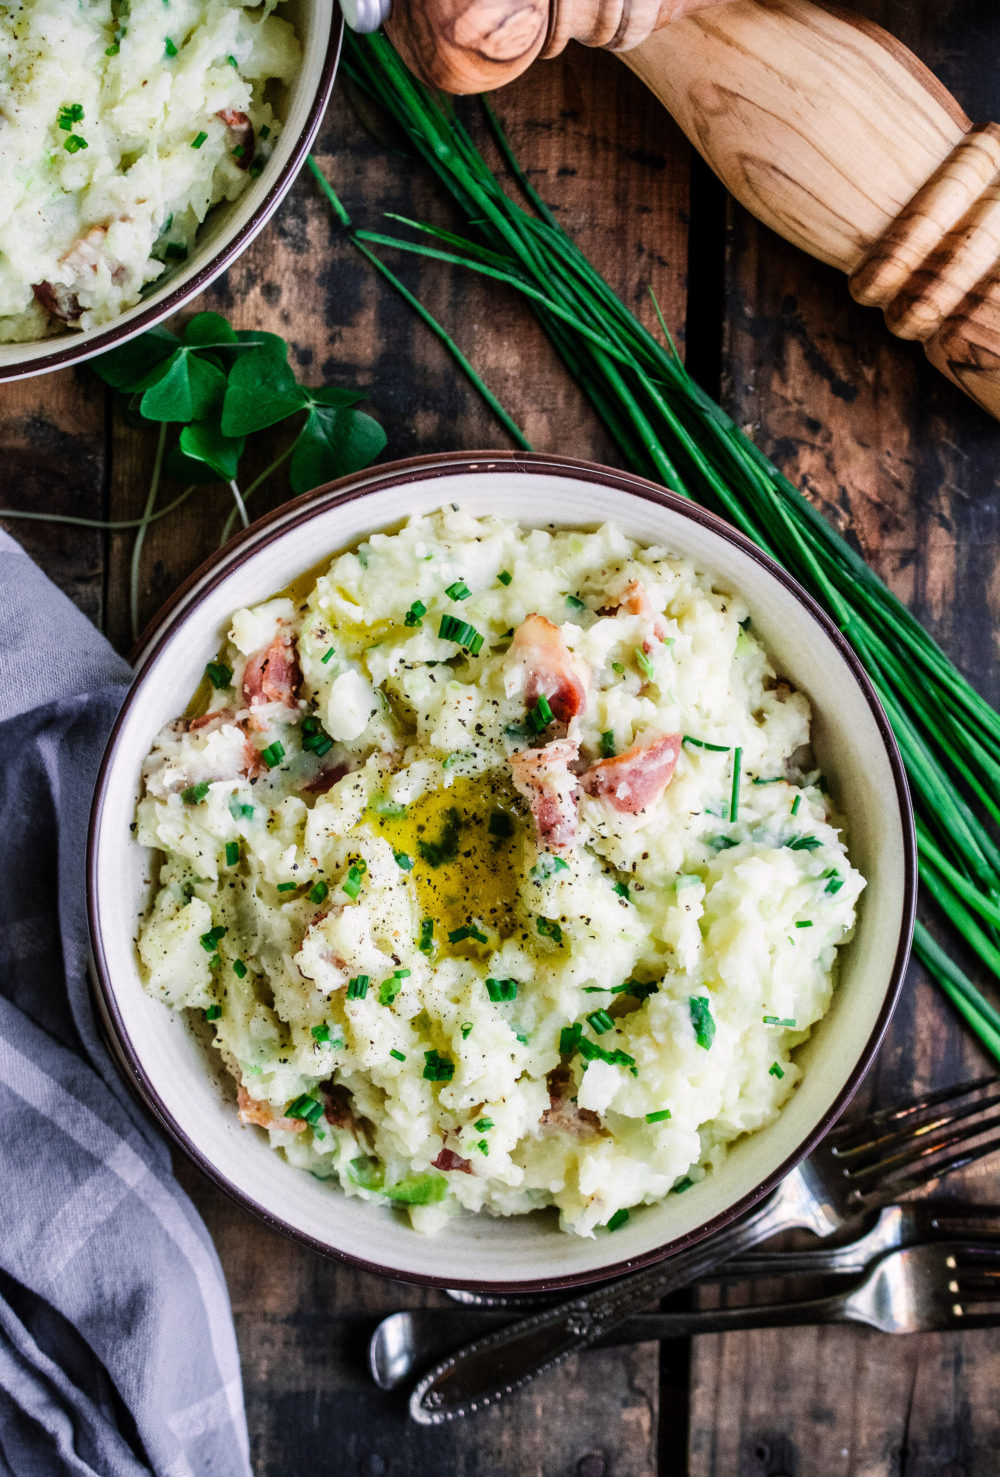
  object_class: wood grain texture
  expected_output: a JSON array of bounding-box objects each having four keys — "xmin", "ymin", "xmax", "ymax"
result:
[{"xmin": 686, "ymin": 3, "xmax": 1000, "ymax": 1473}]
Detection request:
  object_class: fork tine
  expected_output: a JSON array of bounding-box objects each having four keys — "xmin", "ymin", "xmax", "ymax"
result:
[
  {"xmin": 845, "ymin": 1106, "xmax": 1000, "ymax": 1183},
  {"xmin": 831, "ymin": 1086, "xmax": 1000, "ymax": 1165},
  {"xmin": 828, "ymin": 1077, "xmax": 999, "ymax": 1155},
  {"xmin": 859, "ymin": 1125, "xmax": 1000, "ymax": 1203}
]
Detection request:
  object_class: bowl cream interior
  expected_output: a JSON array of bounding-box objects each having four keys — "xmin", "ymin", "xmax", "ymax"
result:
[{"xmin": 89, "ymin": 459, "xmax": 912, "ymax": 1286}]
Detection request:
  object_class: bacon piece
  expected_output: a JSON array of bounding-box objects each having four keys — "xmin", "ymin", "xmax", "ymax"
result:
[
  {"xmin": 432, "ymin": 1147, "xmax": 473, "ymax": 1174},
  {"xmin": 217, "ymin": 108, "xmax": 255, "ymax": 170},
  {"xmin": 322, "ymin": 1083, "xmax": 360, "ymax": 1133},
  {"xmin": 540, "ymin": 1067, "xmax": 601, "ymax": 1138},
  {"xmin": 509, "ymin": 738, "xmax": 580, "ymax": 852},
  {"xmin": 580, "ymin": 734, "xmax": 681, "ymax": 815},
  {"xmin": 509, "ymin": 614, "xmax": 587, "ymax": 724},
  {"xmin": 237, "ymin": 1083, "xmax": 306, "ymax": 1133},
  {"xmin": 302, "ymin": 761, "xmax": 348, "ymax": 796},
  {"xmin": 31, "ymin": 280, "xmax": 82, "ymax": 324},
  {"xmin": 610, "ymin": 579, "xmax": 669, "ymax": 652},
  {"xmin": 242, "ymin": 627, "xmax": 301, "ymax": 710}
]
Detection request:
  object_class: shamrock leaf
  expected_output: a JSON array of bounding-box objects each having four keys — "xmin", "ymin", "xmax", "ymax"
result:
[
  {"xmin": 140, "ymin": 351, "xmax": 228, "ymax": 423},
  {"xmin": 221, "ymin": 346, "xmax": 308, "ymax": 436},
  {"xmin": 289, "ymin": 390, "xmax": 386, "ymax": 494},
  {"xmin": 177, "ymin": 420, "xmax": 246, "ymax": 481},
  {"xmin": 183, "ymin": 312, "xmax": 239, "ymax": 347},
  {"xmin": 91, "ymin": 326, "xmax": 179, "ymax": 392}
]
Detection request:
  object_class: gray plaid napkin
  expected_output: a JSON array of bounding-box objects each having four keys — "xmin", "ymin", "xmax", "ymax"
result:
[{"xmin": 0, "ymin": 531, "xmax": 251, "ymax": 1477}]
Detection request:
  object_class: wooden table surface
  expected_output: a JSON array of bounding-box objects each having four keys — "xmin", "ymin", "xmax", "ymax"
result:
[{"xmin": 4, "ymin": 4, "xmax": 1000, "ymax": 1472}]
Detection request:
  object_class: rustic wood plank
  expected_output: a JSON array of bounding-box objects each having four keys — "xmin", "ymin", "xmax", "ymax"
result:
[
  {"xmin": 687, "ymin": 2, "xmax": 1000, "ymax": 1472},
  {"xmin": 0, "ymin": 365, "xmax": 107, "ymax": 626}
]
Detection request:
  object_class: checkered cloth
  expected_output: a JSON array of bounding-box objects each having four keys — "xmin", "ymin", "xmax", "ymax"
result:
[{"xmin": 0, "ymin": 532, "xmax": 250, "ymax": 1477}]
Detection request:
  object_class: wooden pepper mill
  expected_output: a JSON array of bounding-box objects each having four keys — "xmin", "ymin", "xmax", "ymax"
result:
[{"xmin": 383, "ymin": 0, "xmax": 1000, "ymax": 421}]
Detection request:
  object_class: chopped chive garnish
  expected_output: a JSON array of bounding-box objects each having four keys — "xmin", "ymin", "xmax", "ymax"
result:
[
  {"xmin": 485, "ymin": 977, "xmax": 517, "ymax": 1002},
  {"xmin": 285, "ymin": 1095, "xmax": 324, "ymax": 1125},
  {"xmin": 231, "ymin": 144, "xmax": 244, "ymax": 159},
  {"xmin": 672, "ymin": 1176, "xmax": 695, "ymax": 1195},
  {"xmin": 449, "ymin": 923, "xmax": 489, "ymax": 944},
  {"xmin": 372, "ymin": 793, "xmax": 408, "ymax": 818},
  {"xmin": 225, "ymin": 841, "xmax": 240, "ymax": 867},
  {"xmin": 346, "ymin": 974, "xmax": 370, "ymax": 1000},
  {"xmin": 560, "ymin": 1023, "xmax": 582, "ymax": 1055},
  {"xmin": 823, "ymin": 869, "xmax": 844, "ymax": 895},
  {"xmin": 227, "ymin": 797, "xmax": 253, "ymax": 821},
  {"xmin": 536, "ymin": 916, "xmax": 563, "ymax": 944},
  {"xmin": 497, "ymin": 570, "xmax": 512, "ymax": 585},
  {"xmin": 488, "ymin": 810, "xmax": 514, "ymax": 844},
  {"xmin": 309, "ymin": 880, "xmax": 328, "ymax": 905},
  {"xmin": 418, "ymin": 918, "xmax": 434, "ymax": 954},
  {"xmin": 577, "ymin": 1037, "xmax": 635, "ymax": 1067},
  {"xmin": 261, "ymin": 741, "xmax": 284, "ymax": 769},
  {"xmin": 321, "ymin": 647, "xmax": 335, "ymax": 664},
  {"xmin": 57, "ymin": 104, "xmax": 84, "ymax": 130},
  {"xmin": 763, "ymin": 1015, "xmax": 796, "ymax": 1027},
  {"xmin": 390, "ymin": 1049, "xmax": 406, "ymax": 1062},
  {"xmin": 635, "ymin": 647, "xmax": 655, "ymax": 681},
  {"xmin": 683, "ymin": 735, "xmax": 730, "ymax": 753},
  {"xmin": 610, "ymin": 661, "xmax": 626, "ymax": 676},
  {"xmin": 342, "ymin": 864, "xmax": 364, "ymax": 900},
  {"xmin": 277, "ymin": 881, "xmax": 297, "ymax": 893},
  {"xmin": 259, "ymin": 123, "xmax": 270, "ymax": 139},
  {"xmin": 404, "ymin": 599, "xmax": 426, "ymax": 627},
  {"xmin": 379, "ymin": 969, "xmax": 410, "ymax": 1005},
  {"xmin": 423, "ymin": 1049, "xmax": 454, "ymax": 1082},
  {"xmin": 586, "ymin": 1009, "xmax": 614, "ymax": 1035},
  {"xmin": 311, "ymin": 1023, "xmax": 332, "ymax": 1043},
  {"xmin": 788, "ymin": 835, "xmax": 822, "ymax": 851},
  {"xmin": 474, "ymin": 1117, "xmax": 493, "ymax": 1131},
  {"xmin": 438, "ymin": 613, "xmax": 484, "ymax": 653},
  {"xmin": 600, "ymin": 730, "xmax": 616, "ymax": 758},
  {"xmin": 418, "ymin": 807, "xmax": 461, "ymax": 867},
  {"xmin": 565, "ymin": 594, "xmax": 586, "ymax": 613},
  {"xmin": 442, "ymin": 749, "xmax": 475, "ymax": 770},
  {"xmin": 199, "ymin": 926, "xmax": 226, "ymax": 952},
  {"xmin": 530, "ymin": 854, "xmax": 569, "ymax": 881},
  {"xmin": 607, "ymin": 1208, "xmax": 630, "ymax": 1232},
  {"xmin": 445, "ymin": 579, "xmax": 471, "ymax": 600},
  {"xmin": 791, "ymin": 794, "xmax": 802, "ymax": 817},
  {"xmin": 181, "ymin": 781, "xmax": 210, "ymax": 804},
  {"xmin": 233, "ymin": 959, "xmax": 247, "ymax": 979},
  {"xmin": 526, "ymin": 692, "xmax": 554, "ymax": 733},
  {"xmin": 461, "ymin": 1022, "xmax": 473, "ymax": 1039},
  {"xmin": 645, "ymin": 1109, "xmax": 672, "ymax": 1123},
  {"xmin": 795, "ymin": 920, "xmax": 814, "ymax": 928},
  {"xmin": 730, "ymin": 746, "xmax": 742, "ymax": 823},
  {"xmin": 613, "ymin": 881, "xmax": 630, "ymax": 899},
  {"xmin": 163, "ymin": 243, "xmax": 187, "ymax": 261},
  {"xmin": 477, "ymin": 1139, "xmax": 489, "ymax": 1154},
  {"xmin": 394, "ymin": 850, "xmax": 414, "ymax": 871},
  {"xmin": 689, "ymin": 995, "xmax": 716, "ymax": 1050},
  {"xmin": 227, "ymin": 53, "xmax": 238, "ymax": 66},
  {"xmin": 709, "ymin": 835, "xmax": 738, "ymax": 851},
  {"xmin": 207, "ymin": 954, "xmax": 221, "ymax": 970},
  {"xmin": 753, "ymin": 776, "xmax": 783, "ymax": 785},
  {"xmin": 164, "ymin": 37, "xmax": 177, "ymax": 55},
  {"xmin": 769, "ymin": 1062, "xmax": 786, "ymax": 1079},
  {"xmin": 205, "ymin": 660, "xmax": 233, "ymax": 688},
  {"xmin": 191, "ymin": 130, "xmax": 208, "ymax": 149},
  {"xmin": 205, "ymin": 1004, "xmax": 221, "ymax": 1021}
]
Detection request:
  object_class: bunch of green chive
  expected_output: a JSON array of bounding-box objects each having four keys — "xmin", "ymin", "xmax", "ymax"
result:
[{"xmin": 305, "ymin": 29, "xmax": 1000, "ymax": 1064}]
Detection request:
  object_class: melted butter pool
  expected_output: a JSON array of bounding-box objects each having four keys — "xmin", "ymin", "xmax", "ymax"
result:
[{"xmin": 368, "ymin": 773, "xmax": 526, "ymax": 957}]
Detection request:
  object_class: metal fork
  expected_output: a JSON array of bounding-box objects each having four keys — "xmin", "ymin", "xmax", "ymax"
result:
[
  {"xmin": 409, "ymin": 1075, "xmax": 1000, "ymax": 1424},
  {"xmin": 376, "ymin": 1240, "xmax": 1000, "ymax": 1391}
]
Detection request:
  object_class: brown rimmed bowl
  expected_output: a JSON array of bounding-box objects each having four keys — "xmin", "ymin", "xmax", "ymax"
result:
[
  {"xmin": 0, "ymin": 0, "xmax": 341, "ymax": 384},
  {"xmin": 87, "ymin": 451, "xmax": 916, "ymax": 1290}
]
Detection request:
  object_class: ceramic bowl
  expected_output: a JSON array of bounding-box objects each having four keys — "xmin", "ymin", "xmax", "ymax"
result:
[
  {"xmin": 88, "ymin": 452, "xmax": 916, "ymax": 1290},
  {"xmin": 0, "ymin": 0, "xmax": 341, "ymax": 384}
]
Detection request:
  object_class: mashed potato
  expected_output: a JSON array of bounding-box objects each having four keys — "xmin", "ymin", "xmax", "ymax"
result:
[
  {"xmin": 0, "ymin": 0, "xmax": 299, "ymax": 341},
  {"xmin": 135, "ymin": 509, "xmax": 865, "ymax": 1235}
]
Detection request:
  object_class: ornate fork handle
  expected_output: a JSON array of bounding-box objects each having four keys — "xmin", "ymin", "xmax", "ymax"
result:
[{"xmin": 409, "ymin": 1187, "xmax": 792, "ymax": 1424}]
